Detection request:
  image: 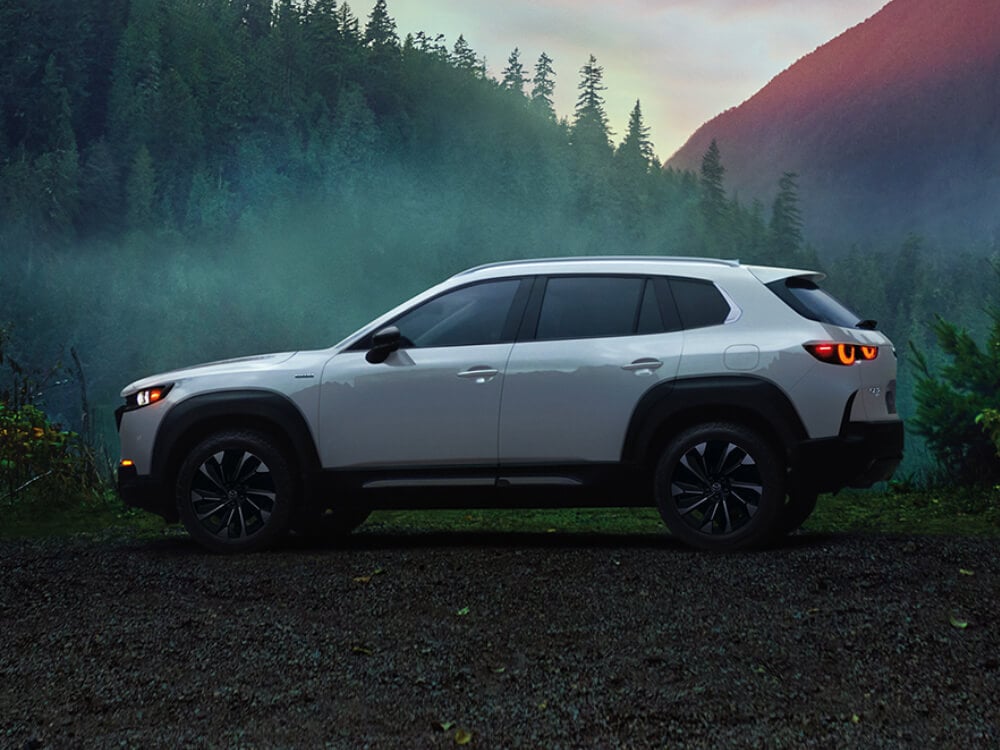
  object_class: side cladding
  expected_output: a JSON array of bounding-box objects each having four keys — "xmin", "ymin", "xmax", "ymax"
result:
[
  {"xmin": 622, "ymin": 376, "xmax": 811, "ymax": 486},
  {"xmin": 145, "ymin": 390, "xmax": 320, "ymax": 521}
]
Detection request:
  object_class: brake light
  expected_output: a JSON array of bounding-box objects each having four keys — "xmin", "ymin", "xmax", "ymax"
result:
[{"xmin": 805, "ymin": 343, "xmax": 878, "ymax": 365}]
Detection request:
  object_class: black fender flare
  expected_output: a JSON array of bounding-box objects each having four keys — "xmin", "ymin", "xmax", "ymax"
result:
[
  {"xmin": 621, "ymin": 376, "xmax": 809, "ymax": 466},
  {"xmin": 151, "ymin": 389, "xmax": 321, "ymax": 483}
]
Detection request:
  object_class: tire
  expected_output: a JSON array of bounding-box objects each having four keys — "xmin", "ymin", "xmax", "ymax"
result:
[
  {"xmin": 654, "ymin": 422, "xmax": 784, "ymax": 550},
  {"xmin": 775, "ymin": 492, "xmax": 819, "ymax": 536},
  {"xmin": 176, "ymin": 430, "xmax": 296, "ymax": 553}
]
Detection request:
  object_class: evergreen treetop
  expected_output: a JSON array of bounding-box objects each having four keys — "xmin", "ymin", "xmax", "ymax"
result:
[
  {"xmin": 501, "ymin": 48, "xmax": 527, "ymax": 96},
  {"xmin": 530, "ymin": 51, "xmax": 556, "ymax": 119}
]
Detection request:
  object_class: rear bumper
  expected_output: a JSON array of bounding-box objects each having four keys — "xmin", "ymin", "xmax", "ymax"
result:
[
  {"xmin": 118, "ymin": 465, "xmax": 178, "ymax": 522},
  {"xmin": 792, "ymin": 420, "xmax": 904, "ymax": 494}
]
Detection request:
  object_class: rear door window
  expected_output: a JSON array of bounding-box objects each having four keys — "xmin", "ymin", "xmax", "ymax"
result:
[{"xmin": 535, "ymin": 276, "xmax": 644, "ymax": 340}]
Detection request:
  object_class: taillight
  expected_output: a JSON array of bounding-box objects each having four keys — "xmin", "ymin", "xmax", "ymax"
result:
[{"xmin": 805, "ymin": 343, "xmax": 878, "ymax": 365}]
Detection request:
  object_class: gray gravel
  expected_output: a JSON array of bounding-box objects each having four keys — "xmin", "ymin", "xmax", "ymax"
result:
[{"xmin": 1, "ymin": 529, "xmax": 998, "ymax": 748}]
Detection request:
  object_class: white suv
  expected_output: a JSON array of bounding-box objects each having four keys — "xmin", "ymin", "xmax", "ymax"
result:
[{"xmin": 117, "ymin": 257, "xmax": 903, "ymax": 552}]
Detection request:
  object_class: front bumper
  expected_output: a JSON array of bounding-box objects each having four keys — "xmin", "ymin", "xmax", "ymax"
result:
[
  {"xmin": 118, "ymin": 464, "xmax": 178, "ymax": 522},
  {"xmin": 792, "ymin": 420, "xmax": 904, "ymax": 494}
]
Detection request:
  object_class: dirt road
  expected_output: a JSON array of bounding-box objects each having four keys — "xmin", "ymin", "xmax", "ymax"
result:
[{"xmin": 1, "ymin": 530, "xmax": 997, "ymax": 748}]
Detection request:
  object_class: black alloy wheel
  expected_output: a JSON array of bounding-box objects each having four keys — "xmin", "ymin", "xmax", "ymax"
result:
[
  {"xmin": 655, "ymin": 423, "xmax": 784, "ymax": 550},
  {"xmin": 176, "ymin": 430, "xmax": 295, "ymax": 553}
]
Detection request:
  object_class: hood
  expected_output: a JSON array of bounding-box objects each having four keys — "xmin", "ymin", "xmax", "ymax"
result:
[{"xmin": 121, "ymin": 351, "xmax": 297, "ymax": 397}]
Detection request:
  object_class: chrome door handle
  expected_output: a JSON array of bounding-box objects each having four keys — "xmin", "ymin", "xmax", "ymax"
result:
[
  {"xmin": 622, "ymin": 358, "xmax": 663, "ymax": 372},
  {"xmin": 457, "ymin": 366, "xmax": 500, "ymax": 383}
]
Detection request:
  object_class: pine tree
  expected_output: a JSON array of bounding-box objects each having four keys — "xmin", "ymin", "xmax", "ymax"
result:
[
  {"xmin": 336, "ymin": 2, "xmax": 360, "ymax": 42},
  {"xmin": 363, "ymin": 0, "xmax": 398, "ymax": 50},
  {"xmin": 699, "ymin": 138, "xmax": 727, "ymax": 228},
  {"xmin": 451, "ymin": 35, "xmax": 478, "ymax": 74},
  {"xmin": 501, "ymin": 48, "xmax": 527, "ymax": 96},
  {"xmin": 125, "ymin": 144, "xmax": 156, "ymax": 229},
  {"xmin": 769, "ymin": 171, "xmax": 804, "ymax": 263},
  {"xmin": 572, "ymin": 54, "xmax": 611, "ymax": 153},
  {"xmin": 530, "ymin": 52, "xmax": 556, "ymax": 119},
  {"xmin": 616, "ymin": 99, "xmax": 654, "ymax": 172},
  {"xmin": 307, "ymin": 0, "xmax": 349, "ymax": 100}
]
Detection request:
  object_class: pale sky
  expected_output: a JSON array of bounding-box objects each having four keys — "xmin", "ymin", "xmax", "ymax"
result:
[{"xmin": 387, "ymin": 0, "xmax": 889, "ymax": 160}]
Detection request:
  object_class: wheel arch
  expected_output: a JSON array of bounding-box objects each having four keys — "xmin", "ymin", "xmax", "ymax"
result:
[
  {"xmin": 623, "ymin": 376, "xmax": 808, "ymax": 470},
  {"xmin": 152, "ymin": 389, "xmax": 321, "ymax": 501}
]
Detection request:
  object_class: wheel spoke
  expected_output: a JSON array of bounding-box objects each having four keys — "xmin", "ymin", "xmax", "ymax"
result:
[
  {"xmin": 198, "ymin": 457, "xmax": 227, "ymax": 494},
  {"xmin": 194, "ymin": 499, "xmax": 229, "ymax": 521},
  {"xmin": 720, "ymin": 498, "xmax": 733, "ymax": 533},
  {"xmin": 679, "ymin": 444, "xmax": 710, "ymax": 484},
  {"xmin": 729, "ymin": 487, "xmax": 759, "ymax": 516},
  {"xmin": 676, "ymin": 492, "xmax": 713, "ymax": 516},
  {"xmin": 234, "ymin": 452, "xmax": 264, "ymax": 485},
  {"xmin": 210, "ymin": 507, "xmax": 236, "ymax": 539}
]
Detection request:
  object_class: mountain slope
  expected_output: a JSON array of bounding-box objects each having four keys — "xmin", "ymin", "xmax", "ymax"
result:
[{"xmin": 666, "ymin": 0, "xmax": 1000, "ymax": 249}]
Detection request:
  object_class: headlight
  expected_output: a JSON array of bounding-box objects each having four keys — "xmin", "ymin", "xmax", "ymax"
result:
[{"xmin": 125, "ymin": 384, "xmax": 173, "ymax": 410}]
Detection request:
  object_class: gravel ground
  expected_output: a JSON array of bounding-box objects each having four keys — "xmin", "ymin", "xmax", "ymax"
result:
[{"xmin": 1, "ymin": 528, "xmax": 998, "ymax": 749}]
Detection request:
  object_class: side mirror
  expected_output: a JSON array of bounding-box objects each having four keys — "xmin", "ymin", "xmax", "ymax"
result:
[{"xmin": 366, "ymin": 325, "xmax": 402, "ymax": 364}]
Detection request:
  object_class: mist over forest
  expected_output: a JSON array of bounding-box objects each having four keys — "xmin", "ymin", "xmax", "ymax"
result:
[{"xmin": 1, "ymin": 0, "xmax": 997, "ymax": 477}]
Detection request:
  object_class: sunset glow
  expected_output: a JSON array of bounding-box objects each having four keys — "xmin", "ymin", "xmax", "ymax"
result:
[{"xmin": 389, "ymin": 0, "xmax": 888, "ymax": 159}]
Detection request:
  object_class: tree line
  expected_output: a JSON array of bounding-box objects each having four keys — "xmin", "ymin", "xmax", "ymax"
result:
[{"xmin": 0, "ymin": 0, "xmax": 812, "ymax": 264}]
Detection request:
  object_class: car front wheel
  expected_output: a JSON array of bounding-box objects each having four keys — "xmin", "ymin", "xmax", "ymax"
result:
[
  {"xmin": 176, "ymin": 430, "xmax": 295, "ymax": 553},
  {"xmin": 654, "ymin": 423, "xmax": 784, "ymax": 550}
]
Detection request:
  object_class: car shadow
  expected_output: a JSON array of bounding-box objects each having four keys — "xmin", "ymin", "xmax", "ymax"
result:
[{"xmin": 133, "ymin": 526, "xmax": 851, "ymax": 557}]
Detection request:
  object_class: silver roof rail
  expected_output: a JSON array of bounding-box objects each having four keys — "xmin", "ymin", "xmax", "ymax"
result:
[{"xmin": 455, "ymin": 256, "xmax": 742, "ymax": 276}]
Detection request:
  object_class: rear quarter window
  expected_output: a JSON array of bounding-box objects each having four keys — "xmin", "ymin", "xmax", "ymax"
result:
[{"xmin": 662, "ymin": 277, "xmax": 731, "ymax": 330}]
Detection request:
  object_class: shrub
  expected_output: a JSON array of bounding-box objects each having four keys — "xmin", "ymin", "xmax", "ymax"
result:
[
  {"xmin": 0, "ymin": 402, "xmax": 80, "ymax": 502},
  {"xmin": 978, "ymin": 408, "xmax": 1000, "ymax": 459},
  {"xmin": 911, "ymin": 303, "xmax": 1000, "ymax": 486},
  {"xmin": 0, "ymin": 324, "xmax": 104, "ymax": 506}
]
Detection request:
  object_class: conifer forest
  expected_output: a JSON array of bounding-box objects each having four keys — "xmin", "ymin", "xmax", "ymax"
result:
[{"xmin": 1, "ymin": 0, "xmax": 998, "ymax": 488}]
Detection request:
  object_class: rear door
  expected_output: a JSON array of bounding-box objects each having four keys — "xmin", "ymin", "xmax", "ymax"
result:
[{"xmin": 498, "ymin": 275, "xmax": 682, "ymax": 465}]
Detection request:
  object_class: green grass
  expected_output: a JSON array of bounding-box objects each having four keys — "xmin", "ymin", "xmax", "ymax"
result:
[
  {"xmin": 3, "ymin": 486, "xmax": 998, "ymax": 541},
  {"xmin": 805, "ymin": 485, "xmax": 1000, "ymax": 536},
  {"xmin": 0, "ymin": 489, "xmax": 167, "ymax": 540}
]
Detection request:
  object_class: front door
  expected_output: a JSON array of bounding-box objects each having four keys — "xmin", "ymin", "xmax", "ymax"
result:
[{"xmin": 319, "ymin": 278, "xmax": 525, "ymax": 469}]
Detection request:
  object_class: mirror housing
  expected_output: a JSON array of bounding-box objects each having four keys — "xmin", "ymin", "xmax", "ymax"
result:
[{"xmin": 366, "ymin": 325, "xmax": 402, "ymax": 364}]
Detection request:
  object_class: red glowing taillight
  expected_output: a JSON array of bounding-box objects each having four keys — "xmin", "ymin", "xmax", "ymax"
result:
[{"xmin": 805, "ymin": 343, "xmax": 878, "ymax": 365}]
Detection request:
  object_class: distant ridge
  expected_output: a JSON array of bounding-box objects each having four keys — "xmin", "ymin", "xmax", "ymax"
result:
[{"xmin": 666, "ymin": 0, "xmax": 1000, "ymax": 250}]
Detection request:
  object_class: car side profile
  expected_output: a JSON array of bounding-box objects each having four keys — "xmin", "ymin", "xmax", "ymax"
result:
[{"xmin": 117, "ymin": 257, "xmax": 903, "ymax": 552}]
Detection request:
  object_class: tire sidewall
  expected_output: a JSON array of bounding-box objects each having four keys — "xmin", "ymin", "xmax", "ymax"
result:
[
  {"xmin": 655, "ymin": 422, "xmax": 784, "ymax": 550},
  {"xmin": 176, "ymin": 430, "xmax": 295, "ymax": 553}
]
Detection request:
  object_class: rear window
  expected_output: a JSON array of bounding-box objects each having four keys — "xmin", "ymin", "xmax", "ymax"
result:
[{"xmin": 767, "ymin": 277, "xmax": 864, "ymax": 328}]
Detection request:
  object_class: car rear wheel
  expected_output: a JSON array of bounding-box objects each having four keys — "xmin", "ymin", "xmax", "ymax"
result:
[
  {"xmin": 176, "ymin": 430, "xmax": 295, "ymax": 553},
  {"xmin": 655, "ymin": 423, "xmax": 784, "ymax": 550}
]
